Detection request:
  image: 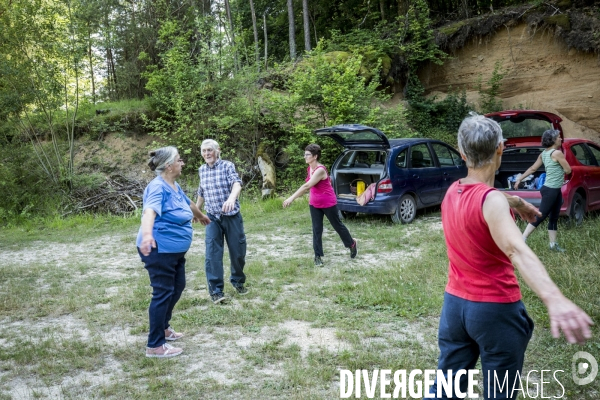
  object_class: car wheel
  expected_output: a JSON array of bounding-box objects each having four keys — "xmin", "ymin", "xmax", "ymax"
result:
[
  {"xmin": 341, "ymin": 211, "xmax": 357, "ymax": 219},
  {"xmin": 568, "ymin": 192, "xmax": 584, "ymax": 227},
  {"xmin": 391, "ymin": 195, "xmax": 416, "ymax": 224}
]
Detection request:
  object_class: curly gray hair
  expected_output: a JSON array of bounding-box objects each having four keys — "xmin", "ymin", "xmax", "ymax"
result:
[{"xmin": 541, "ymin": 129, "xmax": 560, "ymax": 148}]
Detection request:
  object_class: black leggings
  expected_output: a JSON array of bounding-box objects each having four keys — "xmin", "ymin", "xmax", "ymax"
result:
[
  {"xmin": 531, "ymin": 186, "xmax": 562, "ymax": 231},
  {"xmin": 309, "ymin": 205, "xmax": 354, "ymax": 257}
]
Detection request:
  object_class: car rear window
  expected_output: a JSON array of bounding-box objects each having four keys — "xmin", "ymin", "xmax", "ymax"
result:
[
  {"xmin": 337, "ymin": 150, "xmax": 386, "ymax": 169},
  {"xmin": 498, "ymin": 119, "xmax": 553, "ymax": 139},
  {"xmin": 330, "ymin": 131, "xmax": 386, "ymax": 143}
]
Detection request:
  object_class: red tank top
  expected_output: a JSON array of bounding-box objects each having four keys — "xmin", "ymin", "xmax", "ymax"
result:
[
  {"xmin": 306, "ymin": 166, "xmax": 337, "ymax": 208},
  {"xmin": 441, "ymin": 181, "xmax": 521, "ymax": 303}
]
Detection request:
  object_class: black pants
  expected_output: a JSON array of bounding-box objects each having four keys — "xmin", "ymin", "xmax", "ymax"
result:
[
  {"xmin": 309, "ymin": 205, "xmax": 354, "ymax": 257},
  {"xmin": 531, "ymin": 186, "xmax": 562, "ymax": 230}
]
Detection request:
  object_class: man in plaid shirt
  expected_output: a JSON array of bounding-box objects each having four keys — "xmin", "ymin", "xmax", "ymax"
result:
[{"xmin": 196, "ymin": 139, "xmax": 248, "ymax": 304}]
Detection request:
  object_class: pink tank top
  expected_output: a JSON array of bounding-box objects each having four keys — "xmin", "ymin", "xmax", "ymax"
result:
[
  {"xmin": 442, "ymin": 181, "xmax": 521, "ymax": 303},
  {"xmin": 306, "ymin": 166, "xmax": 337, "ymax": 208}
]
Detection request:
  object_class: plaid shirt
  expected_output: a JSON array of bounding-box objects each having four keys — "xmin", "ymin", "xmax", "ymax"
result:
[{"xmin": 198, "ymin": 158, "xmax": 242, "ymax": 218}]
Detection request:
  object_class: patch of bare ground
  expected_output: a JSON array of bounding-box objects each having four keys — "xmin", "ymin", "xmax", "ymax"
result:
[
  {"xmin": 9, "ymin": 363, "xmax": 123, "ymax": 400},
  {"xmin": 370, "ymin": 319, "xmax": 438, "ymax": 352},
  {"xmin": 251, "ymin": 228, "xmax": 422, "ymax": 269}
]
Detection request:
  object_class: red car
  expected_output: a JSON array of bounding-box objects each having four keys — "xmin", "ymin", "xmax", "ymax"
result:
[{"xmin": 486, "ymin": 110, "xmax": 600, "ymax": 225}]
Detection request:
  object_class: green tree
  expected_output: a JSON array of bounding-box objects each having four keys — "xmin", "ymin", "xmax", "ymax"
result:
[{"xmin": 0, "ymin": 0, "xmax": 87, "ymax": 186}]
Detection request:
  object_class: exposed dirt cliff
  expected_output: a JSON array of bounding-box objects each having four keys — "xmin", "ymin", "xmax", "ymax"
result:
[{"xmin": 420, "ymin": 20, "xmax": 600, "ymax": 141}]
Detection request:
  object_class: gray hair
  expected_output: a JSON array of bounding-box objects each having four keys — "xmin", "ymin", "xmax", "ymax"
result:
[
  {"xmin": 147, "ymin": 146, "xmax": 178, "ymax": 175},
  {"xmin": 541, "ymin": 129, "xmax": 560, "ymax": 148},
  {"xmin": 201, "ymin": 139, "xmax": 220, "ymax": 151},
  {"xmin": 457, "ymin": 113, "xmax": 504, "ymax": 168}
]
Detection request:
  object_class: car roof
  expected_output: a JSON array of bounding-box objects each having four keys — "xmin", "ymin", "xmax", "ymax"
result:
[
  {"xmin": 564, "ymin": 138, "xmax": 596, "ymax": 144},
  {"xmin": 485, "ymin": 110, "xmax": 562, "ymax": 123},
  {"xmin": 388, "ymin": 138, "xmax": 432, "ymax": 147}
]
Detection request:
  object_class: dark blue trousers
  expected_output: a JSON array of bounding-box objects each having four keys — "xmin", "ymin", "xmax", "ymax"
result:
[
  {"xmin": 426, "ymin": 293, "xmax": 534, "ymax": 399},
  {"xmin": 205, "ymin": 212, "xmax": 247, "ymax": 295},
  {"xmin": 138, "ymin": 246, "xmax": 186, "ymax": 348}
]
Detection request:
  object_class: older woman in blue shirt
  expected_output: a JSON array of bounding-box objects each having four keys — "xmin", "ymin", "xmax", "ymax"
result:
[{"xmin": 137, "ymin": 146, "xmax": 210, "ymax": 358}]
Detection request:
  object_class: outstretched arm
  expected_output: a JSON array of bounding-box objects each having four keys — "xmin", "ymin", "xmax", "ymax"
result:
[
  {"xmin": 513, "ymin": 155, "xmax": 543, "ymax": 189},
  {"xmin": 283, "ymin": 168, "xmax": 326, "ymax": 208},
  {"xmin": 483, "ymin": 191, "xmax": 593, "ymax": 344},
  {"xmin": 504, "ymin": 193, "xmax": 541, "ymax": 223},
  {"xmin": 190, "ymin": 202, "xmax": 211, "ymax": 225}
]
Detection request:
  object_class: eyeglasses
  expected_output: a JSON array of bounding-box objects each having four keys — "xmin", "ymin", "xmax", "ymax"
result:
[
  {"xmin": 303, "ymin": 153, "xmax": 313, "ymax": 158},
  {"xmin": 201, "ymin": 148, "xmax": 215, "ymax": 154}
]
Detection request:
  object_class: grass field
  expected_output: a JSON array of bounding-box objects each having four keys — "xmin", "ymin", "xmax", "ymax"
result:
[{"xmin": 0, "ymin": 198, "xmax": 598, "ymax": 399}]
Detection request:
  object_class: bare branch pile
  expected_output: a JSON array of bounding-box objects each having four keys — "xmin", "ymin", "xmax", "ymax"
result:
[{"xmin": 69, "ymin": 174, "xmax": 147, "ymax": 215}]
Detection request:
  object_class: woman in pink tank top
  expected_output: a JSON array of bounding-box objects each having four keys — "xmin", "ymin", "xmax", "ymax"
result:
[{"xmin": 283, "ymin": 144, "xmax": 357, "ymax": 267}]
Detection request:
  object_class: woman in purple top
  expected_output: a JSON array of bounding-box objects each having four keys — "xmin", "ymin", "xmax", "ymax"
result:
[
  {"xmin": 283, "ymin": 144, "xmax": 357, "ymax": 266},
  {"xmin": 137, "ymin": 146, "xmax": 210, "ymax": 358}
]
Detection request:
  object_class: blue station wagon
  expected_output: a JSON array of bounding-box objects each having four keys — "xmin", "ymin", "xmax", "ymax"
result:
[{"xmin": 315, "ymin": 125, "xmax": 467, "ymax": 223}]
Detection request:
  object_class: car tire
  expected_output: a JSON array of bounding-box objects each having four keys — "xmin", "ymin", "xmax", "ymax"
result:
[
  {"xmin": 341, "ymin": 211, "xmax": 357, "ymax": 219},
  {"xmin": 568, "ymin": 192, "xmax": 584, "ymax": 227},
  {"xmin": 391, "ymin": 194, "xmax": 416, "ymax": 224}
]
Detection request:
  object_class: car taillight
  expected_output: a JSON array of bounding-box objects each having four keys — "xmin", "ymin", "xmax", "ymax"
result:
[{"xmin": 378, "ymin": 178, "xmax": 392, "ymax": 193}]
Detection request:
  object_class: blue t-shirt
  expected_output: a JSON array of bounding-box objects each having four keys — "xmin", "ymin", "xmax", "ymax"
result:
[{"xmin": 136, "ymin": 176, "xmax": 194, "ymax": 253}]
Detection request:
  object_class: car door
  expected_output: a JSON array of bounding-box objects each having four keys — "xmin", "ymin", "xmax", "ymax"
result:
[
  {"xmin": 408, "ymin": 143, "xmax": 443, "ymax": 205},
  {"xmin": 583, "ymin": 143, "xmax": 600, "ymax": 207},
  {"xmin": 431, "ymin": 142, "xmax": 467, "ymax": 197}
]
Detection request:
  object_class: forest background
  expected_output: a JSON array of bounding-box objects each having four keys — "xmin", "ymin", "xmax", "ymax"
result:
[{"xmin": 1, "ymin": 0, "xmax": 599, "ymax": 221}]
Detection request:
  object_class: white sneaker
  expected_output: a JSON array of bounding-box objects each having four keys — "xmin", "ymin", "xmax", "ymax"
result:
[{"xmin": 146, "ymin": 343, "xmax": 183, "ymax": 358}]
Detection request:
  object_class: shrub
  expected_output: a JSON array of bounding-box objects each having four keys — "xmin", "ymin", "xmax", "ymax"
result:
[{"xmin": 0, "ymin": 144, "xmax": 65, "ymax": 222}]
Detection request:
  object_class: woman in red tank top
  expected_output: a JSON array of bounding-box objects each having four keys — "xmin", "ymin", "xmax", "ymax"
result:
[
  {"xmin": 425, "ymin": 114, "xmax": 592, "ymax": 399},
  {"xmin": 283, "ymin": 144, "xmax": 357, "ymax": 267}
]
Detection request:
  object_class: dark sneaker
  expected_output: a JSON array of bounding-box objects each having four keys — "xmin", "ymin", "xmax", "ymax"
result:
[
  {"xmin": 550, "ymin": 243, "xmax": 566, "ymax": 253},
  {"xmin": 210, "ymin": 292, "xmax": 227, "ymax": 304},
  {"xmin": 350, "ymin": 240, "xmax": 358, "ymax": 259},
  {"xmin": 234, "ymin": 285, "xmax": 250, "ymax": 295},
  {"xmin": 314, "ymin": 256, "xmax": 324, "ymax": 267}
]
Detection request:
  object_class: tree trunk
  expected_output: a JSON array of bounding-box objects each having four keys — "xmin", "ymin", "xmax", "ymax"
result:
[
  {"xmin": 287, "ymin": 0, "xmax": 296, "ymax": 60},
  {"xmin": 249, "ymin": 0, "xmax": 260, "ymax": 72},
  {"xmin": 263, "ymin": 12, "xmax": 268, "ymax": 71},
  {"xmin": 106, "ymin": 48, "xmax": 117, "ymax": 99},
  {"xmin": 379, "ymin": 0, "xmax": 386, "ymax": 21},
  {"xmin": 302, "ymin": 0, "xmax": 310, "ymax": 52},
  {"xmin": 397, "ymin": 0, "xmax": 408, "ymax": 16},
  {"xmin": 310, "ymin": 10, "xmax": 318, "ymax": 47},
  {"xmin": 257, "ymin": 154, "xmax": 276, "ymax": 198},
  {"xmin": 224, "ymin": 0, "xmax": 238, "ymax": 71},
  {"xmin": 461, "ymin": 0, "xmax": 469, "ymax": 19},
  {"xmin": 87, "ymin": 23, "xmax": 96, "ymax": 104}
]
